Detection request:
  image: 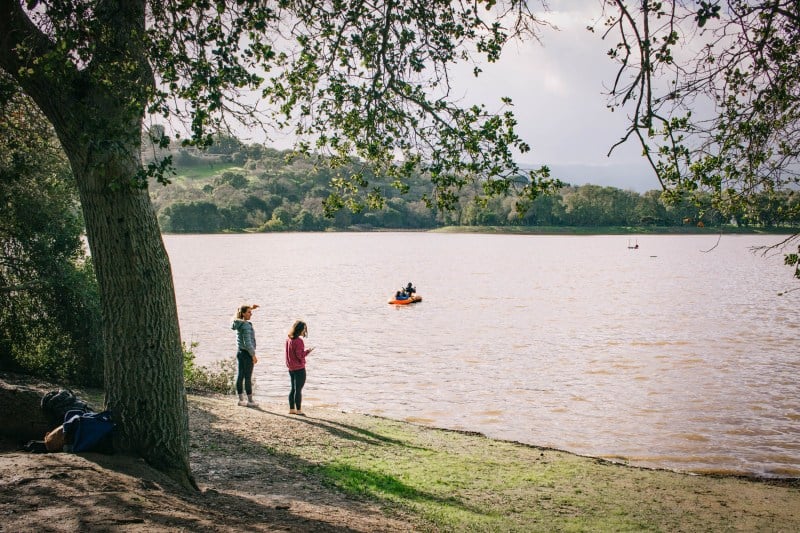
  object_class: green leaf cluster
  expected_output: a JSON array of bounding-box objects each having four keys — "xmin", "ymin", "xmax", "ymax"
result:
[
  {"xmin": 0, "ymin": 78, "xmax": 103, "ymax": 386},
  {"xmin": 138, "ymin": 1, "xmax": 557, "ymax": 205},
  {"xmin": 183, "ymin": 341, "xmax": 236, "ymax": 395},
  {"xmin": 601, "ymin": 1, "xmax": 800, "ymax": 275}
]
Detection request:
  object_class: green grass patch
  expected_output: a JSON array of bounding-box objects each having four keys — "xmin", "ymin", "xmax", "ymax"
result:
[
  {"xmin": 265, "ymin": 417, "xmax": 656, "ymax": 531},
  {"xmin": 181, "ymin": 395, "xmax": 800, "ymax": 532}
]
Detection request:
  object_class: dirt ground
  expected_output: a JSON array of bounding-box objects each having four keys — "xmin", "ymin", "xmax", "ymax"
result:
[{"xmin": 0, "ymin": 396, "xmax": 418, "ymax": 532}]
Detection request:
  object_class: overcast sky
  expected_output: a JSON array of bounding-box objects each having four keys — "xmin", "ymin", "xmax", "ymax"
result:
[{"xmin": 448, "ymin": 1, "xmax": 661, "ymax": 191}]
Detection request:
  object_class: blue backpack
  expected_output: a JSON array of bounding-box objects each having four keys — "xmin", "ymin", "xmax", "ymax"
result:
[{"xmin": 63, "ymin": 410, "xmax": 114, "ymax": 453}]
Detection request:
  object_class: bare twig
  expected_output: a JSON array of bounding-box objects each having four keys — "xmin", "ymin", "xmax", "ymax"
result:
[{"xmin": 700, "ymin": 233, "xmax": 723, "ymax": 253}]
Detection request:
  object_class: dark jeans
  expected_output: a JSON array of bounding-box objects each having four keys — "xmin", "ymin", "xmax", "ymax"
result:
[
  {"xmin": 289, "ymin": 369, "xmax": 307, "ymax": 410},
  {"xmin": 236, "ymin": 350, "xmax": 254, "ymax": 395}
]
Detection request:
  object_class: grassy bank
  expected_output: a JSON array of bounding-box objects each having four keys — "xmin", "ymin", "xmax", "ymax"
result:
[
  {"xmin": 4, "ymin": 372, "xmax": 798, "ymax": 531},
  {"xmin": 191, "ymin": 395, "xmax": 800, "ymax": 532}
]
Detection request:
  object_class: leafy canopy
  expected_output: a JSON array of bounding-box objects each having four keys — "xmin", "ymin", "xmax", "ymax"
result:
[
  {"xmin": 598, "ymin": 0, "xmax": 799, "ymax": 277},
  {"xmin": 7, "ymin": 1, "xmax": 561, "ymax": 214},
  {"xmin": 599, "ymin": 2, "xmax": 799, "ymax": 220},
  {"xmin": 0, "ymin": 74, "xmax": 103, "ymax": 384},
  {"xmin": 140, "ymin": 0, "xmax": 560, "ymax": 212}
]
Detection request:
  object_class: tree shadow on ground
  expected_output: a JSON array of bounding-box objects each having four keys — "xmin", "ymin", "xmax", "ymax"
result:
[
  {"xmin": 0, "ymin": 449, "xmax": 366, "ymax": 532},
  {"xmin": 259, "ymin": 407, "xmax": 427, "ymax": 450},
  {"xmin": 191, "ymin": 401, "xmax": 482, "ymax": 522}
]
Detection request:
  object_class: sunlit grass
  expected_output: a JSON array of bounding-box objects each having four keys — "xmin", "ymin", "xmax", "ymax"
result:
[
  {"xmin": 179, "ymin": 394, "xmax": 800, "ymax": 531},
  {"xmin": 267, "ymin": 418, "xmax": 651, "ymax": 531}
]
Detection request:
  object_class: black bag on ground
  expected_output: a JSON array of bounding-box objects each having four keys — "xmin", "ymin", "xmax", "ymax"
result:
[{"xmin": 41, "ymin": 389, "xmax": 93, "ymax": 427}]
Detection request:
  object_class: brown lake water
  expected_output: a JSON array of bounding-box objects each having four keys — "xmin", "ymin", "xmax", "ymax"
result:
[{"xmin": 166, "ymin": 232, "xmax": 799, "ymax": 478}]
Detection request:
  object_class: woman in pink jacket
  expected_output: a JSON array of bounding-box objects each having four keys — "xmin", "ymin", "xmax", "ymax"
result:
[{"xmin": 285, "ymin": 320, "xmax": 314, "ymax": 415}]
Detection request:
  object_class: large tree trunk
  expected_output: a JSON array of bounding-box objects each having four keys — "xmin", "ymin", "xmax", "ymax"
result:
[
  {"xmin": 76, "ymin": 148, "xmax": 193, "ymax": 489},
  {"xmin": 0, "ymin": 0, "xmax": 194, "ymax": 489},
  {"xmin": 55, "ymin": 121, "xmax": 193, "ymax": 488}
]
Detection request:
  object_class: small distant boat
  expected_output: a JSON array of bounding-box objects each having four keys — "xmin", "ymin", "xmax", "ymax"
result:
[
  {"xmin": 627, "ymin": 239, "xmax": 639, "ymax": 250},
  {"xmin": 388, "ymin": 295, "xmax": 423, "ymax": 305}
]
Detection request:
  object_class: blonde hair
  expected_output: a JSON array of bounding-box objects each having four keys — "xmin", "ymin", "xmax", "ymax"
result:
[
  {"xmin": 288, "ymin": 320, "xmax": 307, "ymax": 339},
  {"xmin": 236, "ymin": 305, "xmax": 252, "ymax": 320}
]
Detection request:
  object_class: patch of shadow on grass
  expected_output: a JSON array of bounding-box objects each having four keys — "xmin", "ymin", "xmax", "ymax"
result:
[
  {"xmin": 279, "ymin": 412, "xmax": 428, "ymax": 450},
  {"xmin": 190, "ymin": 403, "xmax": 476, "ymax": 528},
  {"xmin": 318, "ymin": 461, "xmax": 467, "ymax": 509}
]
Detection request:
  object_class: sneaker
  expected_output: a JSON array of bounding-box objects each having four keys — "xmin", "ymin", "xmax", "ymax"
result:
[
  {"xmin": 237, "ymin": 400, "xmax": 247, "ymax": 406},
  {"xmin": 246, "ymin": 401, "xmax": 258, "ymax": 408},
  {"xmin": 295, "ymin": 410, "xmax": 306, "ymax": 416},
  {"xmin": 289, "ymin": 409, "xmax": 297, "ymax": 415}
]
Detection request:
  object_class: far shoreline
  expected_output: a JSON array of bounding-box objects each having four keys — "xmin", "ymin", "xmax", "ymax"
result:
[
  {"xmin": 431, "ymin": 224, "xmax": 799, "ymax": 236},
  {"xmin": 158, "ymin": 225, "xmax": 800, "ymax": 236}
]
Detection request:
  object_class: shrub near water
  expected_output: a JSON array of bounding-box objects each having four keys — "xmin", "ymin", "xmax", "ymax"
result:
[{"xmin": 182, "ymin": 342, "xmax": 237, "ymax": 394}]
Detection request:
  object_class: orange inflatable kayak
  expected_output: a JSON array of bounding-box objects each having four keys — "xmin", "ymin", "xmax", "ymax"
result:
[{"xmin": 388, "ymin": 295, "xmax": 422, "ymax": 305}]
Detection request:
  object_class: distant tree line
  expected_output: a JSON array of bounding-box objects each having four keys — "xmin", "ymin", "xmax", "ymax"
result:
[{"xmin": 149, "ymin": 136, "xmax": 800, "ymax": 233}]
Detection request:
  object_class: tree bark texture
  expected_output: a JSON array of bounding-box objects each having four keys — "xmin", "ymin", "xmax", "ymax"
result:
[
  {"xmin": 0, "ymin": 0, "xmax": 194, "ymax": 488},
  {"xmin": 77, "ymin": 155, "xmax": 192, "ymax": 487}
]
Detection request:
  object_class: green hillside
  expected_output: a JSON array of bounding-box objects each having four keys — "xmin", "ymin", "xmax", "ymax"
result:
[{"xmin": 146, "ymin": 135, "xmax": 800, "ymax": 234}]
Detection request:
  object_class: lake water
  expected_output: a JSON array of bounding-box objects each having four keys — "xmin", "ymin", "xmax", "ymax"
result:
[{"xmin": 165, "ymin": 232, "xmax": 800, "ymax": 478}]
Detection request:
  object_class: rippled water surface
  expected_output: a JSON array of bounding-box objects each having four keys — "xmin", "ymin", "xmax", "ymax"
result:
[{"xmin": 166, "ymin": 232, "xmax": 799, "ymax": 477}]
